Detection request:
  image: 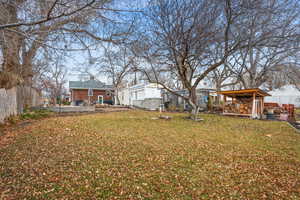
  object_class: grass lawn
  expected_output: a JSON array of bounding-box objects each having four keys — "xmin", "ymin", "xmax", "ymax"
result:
[
  {"xmin": 0, "ymin": 111, "xmax": 300, "ymax": 199},
  {"xmin": 295, "ymin": 108, "xmax": 300, "ymax": 121}
]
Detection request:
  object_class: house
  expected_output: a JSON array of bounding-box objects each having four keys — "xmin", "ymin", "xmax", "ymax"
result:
[
  {"xmin": 69, "ymin": 76, "xmax": 114, "ymax": 105},
  {"xmin": 162, "ymin": 88, "xmax": 216, "ymax": 111},
  {"xmin": 217, "ymin": 88, "xmax": 270, "ymax": 119},
  {"xmin": 118, "ymin": 82, "xmax": 163, "ymax": 110},
  {"xmin": 265, "ymin": 85, "xmax": 300, "ymax": 107}
]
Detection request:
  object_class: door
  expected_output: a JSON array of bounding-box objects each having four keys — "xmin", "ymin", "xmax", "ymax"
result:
[{"xmin": 98, "ymin": 95, "xmax": 104, "ymax": 104}]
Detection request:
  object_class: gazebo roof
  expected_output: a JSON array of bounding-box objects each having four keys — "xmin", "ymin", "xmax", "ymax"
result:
[{"xmin": 217, "ymin": 88, "xmax": 271, "ymax": 98}]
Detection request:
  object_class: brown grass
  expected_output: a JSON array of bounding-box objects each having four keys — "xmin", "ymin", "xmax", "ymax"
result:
[{"xmin": 0, "ymin": 111, "xmax": 300, "ymax": 199}]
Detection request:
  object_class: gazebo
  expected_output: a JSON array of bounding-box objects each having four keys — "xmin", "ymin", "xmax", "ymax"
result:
[{"xmin": 217, "ymin": 88, "xmax": 271, "ymax": 119}]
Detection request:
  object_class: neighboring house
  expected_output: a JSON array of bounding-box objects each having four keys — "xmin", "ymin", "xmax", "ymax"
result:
[
  {"xmin": 64, "ymin": 94, "xmax": 71, "ymax": 103},
  {"xmin": 69, "ymin": 76, "xmax": 114, "ymax": 105},
  {"xmin": 162, "ymin": 88, "xmax": 216, "ymax": 111},
  {"xmin": 118, "ymin": 82, "xmax": 163, "ymax": 110},
  {"xmin": 265, "ymin": 85, "xmax": 300, "ymax": 107}
]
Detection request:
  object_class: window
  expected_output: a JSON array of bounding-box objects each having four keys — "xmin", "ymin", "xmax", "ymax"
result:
[
  {"xmin": 106, "ymin": 90, "xmax": 111, "ymax": 96},
  {"xmin": 88, "ymin": 88, "xmax": 93, "ymax": 96}
]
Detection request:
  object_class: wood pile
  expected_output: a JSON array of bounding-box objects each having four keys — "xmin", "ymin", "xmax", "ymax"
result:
[
  {"xmin": 239, "ymin": 103, "xmax": 252, "ymax": 114},
  {"xmin": 224, "ymin": 103, "xmax": 252, "ymax": 114},
  {"xmin": 224, "ymin": 104, "xmax": 238, "ymax": 113},
  {"xmin": 224, "ymin": 97, "xmax": 253, "ymax": 114}
]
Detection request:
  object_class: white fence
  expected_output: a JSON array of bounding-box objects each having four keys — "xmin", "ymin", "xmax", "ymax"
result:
[
  {"xmin": 0, "ymin": 86, "xmax": 42, "ymax": 123},
  {"xmin": 0, "ymin": 87, "xmax": 17, "ymax": 123}
]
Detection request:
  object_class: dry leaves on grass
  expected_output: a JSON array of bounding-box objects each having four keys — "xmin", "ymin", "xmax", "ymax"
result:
[{"xmin": 0, "ymin": 111, "xmax": 300, "ymax": 199}]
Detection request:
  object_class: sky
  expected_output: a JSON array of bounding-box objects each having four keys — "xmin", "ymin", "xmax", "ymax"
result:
[{"xmin": 63, "ymin": 0, "xmax": 149, "ymax": 87}]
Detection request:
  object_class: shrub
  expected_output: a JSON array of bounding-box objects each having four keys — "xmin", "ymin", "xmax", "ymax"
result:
[
  {"xmin": 63, "ymin": 101, "xmax": 71, "ymax": 105},
  {"xmin": 20, "ymin": 109, "xmax": 54, "ymax": 120}
]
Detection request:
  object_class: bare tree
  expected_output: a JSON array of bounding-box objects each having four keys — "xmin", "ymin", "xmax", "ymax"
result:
[
  {"xmin": 208, "ymin": 45, "xmax": 240, "ymax": 104},
  {"xmin": 94, "ymin": 45, "xmax": 135, "ymax": 104},
  {"xmin": 228, "ymin": 0, "xmax": 300, "ymax": 89},
  {"xmin": 132, "ymin": 0, "xmax": 300, "ymax": 120},
  {"xmin": 208, "ymin": 65, "xmax": 238, "ymax": 105},
  {"xmin": 0, "ymin": 0, "xmax": 133, "ymax": 89},
  {"xmin": 0, "ymin": 0, "xmax": 97, "ymax": 30},
  {"xmin": 132, "ymin": 0, "xmax": 248, "ymax": 120},
  {"xmin": 230, "ymin": 47, "xmax": 300, "ymax": 89},
  {"xmin": 0, "ymin": 1, "xmax": 92, "ymax": 87},
  {"xmin": 41, "ymin": 60, "xmax": 68, "ymax": 105},
  {"xmin": 282, "ymin": 59, "xmax": 300, "ymax": 91}
]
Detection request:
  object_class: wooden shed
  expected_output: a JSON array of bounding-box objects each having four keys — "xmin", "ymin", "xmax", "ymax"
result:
[{"xmin": 217, "ymin": 88, "xmax": 271, "ymax": 119}]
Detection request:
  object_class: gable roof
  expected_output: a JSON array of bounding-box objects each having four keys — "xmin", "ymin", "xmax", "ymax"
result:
[{"xmin": 69, "ymin": 80, "xmax": 113, "ymax": 90}]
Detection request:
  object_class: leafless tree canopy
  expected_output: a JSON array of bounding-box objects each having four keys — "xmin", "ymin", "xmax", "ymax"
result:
[
  {"xmin": 225, "ymin": 0, "xmax": 300, "ymax": 89},
  {"xmin": 0, "ymin": 0, "xmax": 134, "ymax": 89},
  {"xmin": 132, "ymin": 0, "xmax": 238, "ymax": 118},
  {"xmin": 130, "ymin": 0, "xmax": 300, "ymax": 119},
  {"xmin": 88, "ymin": 44, "xmax": 136, "ymax": 103},
  {"xmin": 41, "ymin": 58, "xmax": 68, "ymax": 105}
]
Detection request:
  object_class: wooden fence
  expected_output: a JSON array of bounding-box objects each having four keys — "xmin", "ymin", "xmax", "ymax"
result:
[{"xmin": 0, "ymin": 86, "xmax": 42, "ymax": 123}]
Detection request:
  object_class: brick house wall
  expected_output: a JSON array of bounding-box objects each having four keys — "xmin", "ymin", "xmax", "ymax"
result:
[{"xmin": 71, "ymin": 89, "xmax": 113, "ymax": 104}]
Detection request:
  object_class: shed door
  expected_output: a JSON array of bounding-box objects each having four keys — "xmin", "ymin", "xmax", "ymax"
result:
[{"xmin": 98, "ymin": 95, "xmax": 104, "ymax": 104}]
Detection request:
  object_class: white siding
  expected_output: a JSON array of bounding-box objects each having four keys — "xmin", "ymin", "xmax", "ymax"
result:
[
  {"xmin": 145, "ymin": 87, "xmax": 161, "ymax": 99},
  {"xmin": 117, "ymin": 83, "xmax": 162, "ymax": 106}
]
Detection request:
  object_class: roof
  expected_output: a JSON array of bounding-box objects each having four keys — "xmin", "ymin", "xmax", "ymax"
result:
[
  {"xmin": 129, "ymin": 82, "xmax": 163, "ymax": 90},
  {"xmin": 69, "ymin": 80, "xmax": 113, "ymax": 90},
  {"xmin": 217, "ymin": 88, "xmax": 270, "ymax": 97}
]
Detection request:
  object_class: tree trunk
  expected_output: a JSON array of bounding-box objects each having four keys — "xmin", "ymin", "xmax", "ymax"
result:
[
  {"xmin": 0, "ymin": 31, "xmax": 23, "ymax": 88},
  {"xmin": 0, "ymin": 2, "xmax": 24, "ymax": 88},
  {"xmin": 189, "ymin": 101, "xmax": 199, "ymax": 120},
  {"xmin": 113, "ymin": 86, "xmax": 120, "ymax": 105},
  {"xmin": 22, "ymin": 57, "xmax": 34, "ymax": 86},
  {"xmin": 115, "ymin": 93, "xmax": 120, "ymax": 105},
  {"xmin": 216, "ymin": 83, "xmax": 222, "ymax": 106},
  {"xmin": 188, "ymin": 87, "xmax": 201, "ymax": 120}
]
